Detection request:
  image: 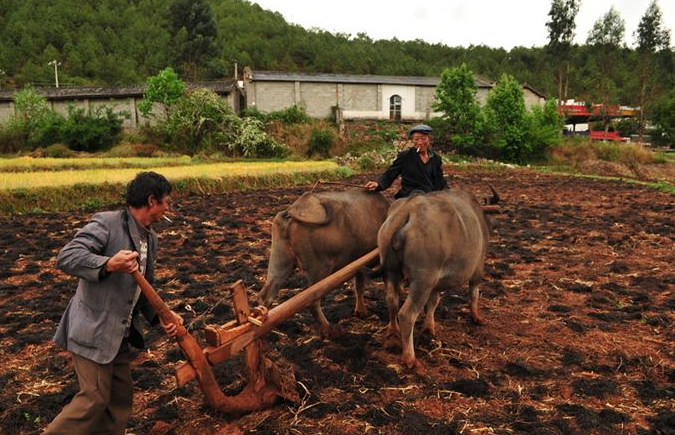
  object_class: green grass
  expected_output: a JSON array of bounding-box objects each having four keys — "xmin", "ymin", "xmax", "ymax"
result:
[
  {"xmin": 0, "ymin": 160, "xmax": 338, "ymax": 190},
  {"xmin": 535, "ymin": 165, "xmax": 675, "ymax": 194}
]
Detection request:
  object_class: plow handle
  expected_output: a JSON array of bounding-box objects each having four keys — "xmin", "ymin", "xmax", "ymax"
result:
[
  {"xmin": 131, "ymin": 271, "xmax": 229, "ymax": 409},
  {"xmin": 131, "ymin": 271, "xmax": 186, "ymax": 337},
  {"xmin": 130, "ymin": 271, "xmax": 281, "ymax": 413}
]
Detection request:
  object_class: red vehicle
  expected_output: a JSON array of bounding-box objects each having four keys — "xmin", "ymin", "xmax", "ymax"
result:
[{"xmin": 589, "ymin": 130, "xmax": 626, "ymax": 142}]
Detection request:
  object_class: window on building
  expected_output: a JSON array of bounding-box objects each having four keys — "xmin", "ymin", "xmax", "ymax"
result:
[{"xmin": 389, "ymin": 95, "xmax": 402, "ymax": 120}]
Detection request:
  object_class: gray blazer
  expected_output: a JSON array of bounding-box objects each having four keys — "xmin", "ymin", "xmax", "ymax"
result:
[{"xmin": 54, "ymin": 209, "xmax": 158, "ymax": 364}]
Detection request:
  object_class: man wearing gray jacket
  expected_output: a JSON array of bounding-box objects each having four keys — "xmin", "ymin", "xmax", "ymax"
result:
[{"xmin": 44, "ymin": 171, "xmax": 182, "ymax": 435}]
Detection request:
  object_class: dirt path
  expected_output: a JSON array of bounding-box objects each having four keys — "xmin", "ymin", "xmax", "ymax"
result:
[{"xmin": 0, "ymin": 169, "xmax": 672, "ymax": 435}]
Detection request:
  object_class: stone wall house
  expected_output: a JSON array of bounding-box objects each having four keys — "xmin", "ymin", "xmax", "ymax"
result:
[
  {"xmin": 244, "ymin": 68, "xmax": 546, "ymax": 121},
  {"xmin": 0, "ymin": 81, "xmax": 240, "ymax": 128}
]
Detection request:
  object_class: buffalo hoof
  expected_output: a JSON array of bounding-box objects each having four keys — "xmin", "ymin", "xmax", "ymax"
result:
[
  {"xmin": 471, "ymin": 315, "xmax": 487, "ymax": 326},
  {"xmin": 422, "ymin": 322, "xmax": 437, "ymax": 337},
  {"xmin": 321, "ymin": 324, "xmax": 344, "ymax": 340},
  {"xmin": 402, "ymin": 357, "xmax": 425, "ymax": 374}
]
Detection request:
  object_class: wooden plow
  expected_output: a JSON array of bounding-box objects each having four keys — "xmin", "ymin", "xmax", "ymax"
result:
[{"xmin": 132, "ymin": 248, "xmax": 379, "ymax": 414}]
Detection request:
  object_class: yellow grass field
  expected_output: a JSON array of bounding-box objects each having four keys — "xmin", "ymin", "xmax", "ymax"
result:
[
  {"xmin": 0, "ymin": 156, "xmax": 195, "ymax": 172},
  {"xmin": 0, "ymin": 160, "xmax": 339, "ymax": 190}
]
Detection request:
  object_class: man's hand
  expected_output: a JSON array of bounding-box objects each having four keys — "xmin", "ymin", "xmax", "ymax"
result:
[
  {"xmin": 105, "ymin": 250, "xmax": 139, "ymax": 274},
  {"xmin": 365, "ymin": 181, "xmax": 379, "ymax": 191},
  {"xmin": 160, "ymin": 310, "xmax": 184, "ymax": 337}
]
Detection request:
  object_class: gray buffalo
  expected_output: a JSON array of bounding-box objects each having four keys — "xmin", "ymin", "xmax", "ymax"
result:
[
  {"xmin": 259, "ymin": 189, "xmax": 390, "ymax": 337},
  {"xmin": 377, "ymin": 189, "xmax": 491, "ymax": 369}
]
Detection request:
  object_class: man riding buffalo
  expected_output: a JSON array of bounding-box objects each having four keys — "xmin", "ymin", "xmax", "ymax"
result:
[{"xmin": 365, "ymin": 124, "xmax": 448, "ymax": 198}]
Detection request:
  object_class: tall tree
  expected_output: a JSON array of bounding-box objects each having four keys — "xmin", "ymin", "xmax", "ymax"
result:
[
  {"xmin": 586, "ymin": 6, "xmax": 625, "ymax": 133},
  {"xmin": 169, "ymin": 0, "xmax": 218, "ymax": 80},
  {"xmin": 546, "ymin": 0, "xmax": 580, "ymax": 104},
  {"xmin": 485, "ymin": 74, "xmax": 530, "ymax": 162},
  {"xmin": 433, "ymin": 64, "xmax": 483, "ymax": 149},
  {"xmin": 634, "ymin": 0, "xmax": 671, "ymax": 142}
]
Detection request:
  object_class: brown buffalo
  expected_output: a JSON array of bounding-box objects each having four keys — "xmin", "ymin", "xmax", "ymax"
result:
[
  {"xmin": 377, "ymin": 189, "xmax": 491, "ymax": 368},
  {"xmin": 259, "ymin": 189, "xmax": 390, "ymax": 337}
]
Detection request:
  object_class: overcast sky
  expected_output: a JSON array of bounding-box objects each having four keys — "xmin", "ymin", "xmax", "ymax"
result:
[{"xmin": 251, "ymin": 0, "xmax": 675, "ymax": 50}]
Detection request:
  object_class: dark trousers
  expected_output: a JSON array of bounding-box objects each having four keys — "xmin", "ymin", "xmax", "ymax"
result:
[{"xmin": 43, "ymin": 341, "xmax": 133, "ymax": 435}]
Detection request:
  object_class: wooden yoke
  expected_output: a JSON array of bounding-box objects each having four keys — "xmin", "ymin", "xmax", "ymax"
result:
[{"xmin": 131, "ymin": 271, "xmax": 284, "ymax": 414}]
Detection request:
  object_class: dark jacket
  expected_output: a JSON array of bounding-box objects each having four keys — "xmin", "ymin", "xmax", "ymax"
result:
[
  {"xmin": 376, "ymin": 147, "xmax": 448, "ymax": 198},
  {"xmin": 54, "ymin": 209, "xmax": 158, "ymax": 364}
]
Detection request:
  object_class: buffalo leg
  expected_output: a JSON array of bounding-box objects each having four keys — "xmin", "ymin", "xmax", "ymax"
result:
[
  {"xmin": 383, "ymin": 275, "xmax": 401, "ymax": 341},
  {"xmin": 422, "ymin": 290, "xmax": 441, "ymax": 336},
  {"xmin": 310, "ymin": 300, "xmax": 338, "ymax": 338},
  {"xmin": 308, "ymin": 264, "xmax": 342, "ymax": 338},
  {"xmin": 398, "ymin": 278, "xmax": 434, "ymax": 369},
  {"xmin": 469, "ymin": 278, "xmax": 486, "ymax": 325},
  {"xmin": 353, "ymin": 271, "xmax": 368, "ymax": 318}
]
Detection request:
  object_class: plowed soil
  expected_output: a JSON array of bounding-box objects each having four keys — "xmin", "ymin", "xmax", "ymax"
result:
[{"xmin": 0, "ymin": 169, "xmax": 673, "ymax": 435}]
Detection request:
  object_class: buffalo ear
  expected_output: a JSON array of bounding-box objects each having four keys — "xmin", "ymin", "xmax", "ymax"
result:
[{"xmin": 288, "ymin": 193, "xmax": 331, "ymax": 225}]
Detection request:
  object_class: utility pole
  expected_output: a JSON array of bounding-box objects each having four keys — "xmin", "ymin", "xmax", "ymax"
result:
[{"xmin": 48, "ymin": 60, "xmax": 61, "ymax": 88}]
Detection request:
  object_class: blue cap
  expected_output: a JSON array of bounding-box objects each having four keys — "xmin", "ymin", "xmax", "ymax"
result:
[{"xmin": 408, "ymin": 124, "xmax": 432, "ymax": 138}]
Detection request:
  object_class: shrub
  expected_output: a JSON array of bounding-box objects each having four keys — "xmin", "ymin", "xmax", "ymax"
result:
[
  {"xmin": 0, "ymin": 119, "xmax": 27, "ymax": 154},
  {"xmin": 229, "ymin": 117, "xmax": 288, "ymax": 158},
  {"xmin": 243, "ymin": 105, "xmax": 311, "ymax": 125},
  {"xmin": 356, "ymin": 154, "xmax": 376, "ymax": 171},
  {"xmin": 44, "ymin": 143, "xmax": 75, "ymax": 158},
  {"xmin": 268, "ymin": 105, "xmax": 310, "ymax": 124},
  {"xmin": 548, "ymin": 139, "xmax": 656, "ymax": 167},
  {"xmin": 593, "ymin": 141, "xmax": 621, "ymax": 161},
  {"xmin": 307, "ymin": 127, "xmax": 335, "ymax": 158},
  {"xmin": 346, "ymin": 144, "xmax": 399, "ymax": 171},
  {"xmin": 614, "ymin": 118, "xmax": 639, "ymax": 137},
  {"xmin": 616, "ymin": 143, "xmax": 656, "ymax": 166},
  {"xmin": 346, "ymin": 139, "xmax": 390, "ymax": 155},
  {"xmin": 30, "ymin": 110, "xmax": 66, "ymax": 148},
  {"xmin": 60, "ymin": 106, "xmax": 128, "ymax": 152},
  {"xmin": 12, "ymin": 87, "xmax": 66, "ymax": 149},
  {"xmin": 104, "ymin": 142, "xmax": 162, "ymax": 157},
  {"xmin": 164, "ymin": 88, "xmax": 240, "ymax": 155},
  {"xmin": 163, "ymin": 88, "xmax": 283, "ymax": 157},
  {"xmin": 240, "ymin": 106, "xmax": 268, "ymax": 122},
  {"xmin": 526, "ymin": 100, "xmax": 564, "ymax": 161}
]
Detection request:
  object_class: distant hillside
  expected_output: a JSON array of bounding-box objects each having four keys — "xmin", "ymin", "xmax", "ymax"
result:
[{"xmin": 0, "ymin": 0, "xmax": 672, "ymax": 105}]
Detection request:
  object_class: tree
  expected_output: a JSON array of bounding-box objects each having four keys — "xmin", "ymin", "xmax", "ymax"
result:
[
  {"xmin": 527, "ymin": 99, "xmax": 564, "ymax": 159},
  {"xmin": 651, "ymin": 88, "xmax": 675, "ymax": 147},
  {"xmin": 587, "ymin": 7, "xmax": 625, "ymax": 46},
  {"xmin": 433, "ymin": 64, "xmax": 483, "ymax": 149},
  {"xmin": 12, "ymin": 86, "xmax": 64, "ymax": 148},
  {"xmin": 484, "ymin": 74, "xmax": 530, "ymax": 162},
  {"xmin": 634, "ymin": 0, "xmax": 671, "ymax": 142},
  {"xmin": 586, "ymin": 7, "xmax": 626, "ymax": 134},
  {"xmin": 546, "ymin": 0, "xmax": 580, "ymax": 104},
  {"xmin": 169, "ymin": 0, "xmax": 218, "ymax": 80},
  {"xmin": 138, "ymin": 67, "xmax": 186, "ymax": 118}
]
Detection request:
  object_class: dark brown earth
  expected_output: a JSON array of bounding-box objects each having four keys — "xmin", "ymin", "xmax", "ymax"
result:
[{"xmin": 0, "ymin": 168, "xmax": 673, "ymax": 435}]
